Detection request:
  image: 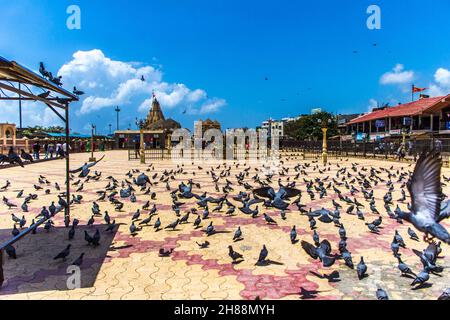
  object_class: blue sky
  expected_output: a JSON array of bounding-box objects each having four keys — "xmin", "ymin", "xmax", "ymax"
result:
[{"xmin": 1, "ymin": 0, "xmax": 450, "ymax": 134}]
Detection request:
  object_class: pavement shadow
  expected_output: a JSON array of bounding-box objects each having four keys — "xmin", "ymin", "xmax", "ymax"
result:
[{"xmin": 0, "ymin": 223, "xmax": 118, "ymax": 295}]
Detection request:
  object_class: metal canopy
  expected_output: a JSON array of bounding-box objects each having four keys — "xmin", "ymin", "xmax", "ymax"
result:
[
  {"xmin": 0, "ymin": 56, "xmax": 81, "ymax": 288},
  {"xmin": 0, "ymin": 56, "xmax": 78, "ymax": 217}
]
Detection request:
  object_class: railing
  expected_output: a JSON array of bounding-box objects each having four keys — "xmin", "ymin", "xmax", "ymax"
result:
[
  {"xmin": 280, "ymin": 137, "xmax": 450, "ymax": 161},
  {"xmin": 127, "ymin": 148, "xmax": 277, "ymax": 161}
]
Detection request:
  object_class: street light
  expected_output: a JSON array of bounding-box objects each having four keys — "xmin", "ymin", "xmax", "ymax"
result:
[
  {"xmin": 318, "ymin": 117, "xmax": 332, "ymax": 166},
  {"xmin": 115, "ymin": 106, "xmax": 121, "ymax": 131},
  {"xmin": 136, "ymin": 118, "xmax": 146, "ymax": 164},
  {"xmin": 89, "ymin": 124, "xmax": 97, "ymax": 162}
]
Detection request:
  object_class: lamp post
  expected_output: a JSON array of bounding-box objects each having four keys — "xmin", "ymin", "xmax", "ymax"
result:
[
  {"xmin": 115, "ymin": 106, "xmax": 121, "ymax": 131},
  {"xmin": 89, "ymin": 124, "xmax": 96, "ymax": 162},
  {"xmin": 318, "ymin": 118, "xmax": 332, "ymax": 166},
  {"xmin": 136, "ymin": 118, "xmax": 146, "ymax": 164}
]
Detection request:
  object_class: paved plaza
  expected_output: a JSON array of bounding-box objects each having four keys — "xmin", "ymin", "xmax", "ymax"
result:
[{"xmin": 0, "ymin": 150, "xmax": 448, "ymax": 300}]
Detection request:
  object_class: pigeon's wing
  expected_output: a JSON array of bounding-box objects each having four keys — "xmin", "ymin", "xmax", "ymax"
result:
[
  {"xmin": 243, "ymin": 198, "xmax": 263, "ymax": 208},
  {"xmin": 69, "ymin": 166, "xmax": 83, "ymax": 174},
  {"xmin": 86, "ymin": 155, "xmax": 105, "ymax": 169},
  {"xmin": 438, "ymin": 200, "xmax": 450, "ymax": 223},
  {"xmin": 282, "ymin": 188, "xmax": 302, "ymax": 199},
  {"xmin": 253, "ymin": 187, "xmax": 276, "ymax": 199},
  {"xmin": 301, "ymin": 241, "xmax": 318, "ymax": 259},
  {"xmin": 204, "ymin": 196, "xmax": 222, "ymax": 204},
  {"xmin": 408, "ymin": 151, "xmax": 442, "ymax": 222}
]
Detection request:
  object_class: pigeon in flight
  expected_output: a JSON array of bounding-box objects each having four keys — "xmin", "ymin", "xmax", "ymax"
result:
[
  {"xmin": 70, "ymin": 156, "xmax": 105, "ymax": 178},
  {"xmin": 301, "ymin": 240, "xmax": 336, "ymax": 267},
  {"xmin": 398, "ymin": 151, "xmax": 450, "ymax": 244},
  {"xmin": 73, "ymin": 87, "xmax": 85, "ymax": 96},
  {"xmin": 253, "ymin": 186, "xmax": 301, "ymax": 210}
]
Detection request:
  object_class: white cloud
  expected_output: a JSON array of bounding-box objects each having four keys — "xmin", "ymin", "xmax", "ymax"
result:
[
  {"xmin": 380, "ymin": 64, "xmax": 414, "ymax": 85},
  {"xmin": 0, "ymin": 99, "xmax": 62, "ymax": 128},
  {"xmin": 199, "ymin": 99, "xmax": 227, "ymax": 114},
  {"xmin": 428, "ymin": 67, "xmax": 450, "ymax": 97},
  {"xmin": 367, "ymin": 98, "xmax": 378, "ymax": 112},
  {"xmin": 57, "ymin": 49, "xmax": 226, "ymax": 115}
]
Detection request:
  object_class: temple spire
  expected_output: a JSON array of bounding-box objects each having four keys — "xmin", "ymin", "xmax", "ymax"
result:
[{"xmin": 145, "ymin": 93, "xmax": 165, "ymax": 127}]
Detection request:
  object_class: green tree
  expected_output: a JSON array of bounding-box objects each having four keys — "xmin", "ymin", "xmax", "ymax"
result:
[{"xmin": 284, "ymin": 112, "xmax": 338, "ymax": 141}]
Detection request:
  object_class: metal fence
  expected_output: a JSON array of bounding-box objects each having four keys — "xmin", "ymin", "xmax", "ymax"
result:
[
  {"xmin": 128, "ymin": 147, "xmax": 276, "ymax": 161},
  {"xmin": 280, "ymin": 138, "xmax": 450, "ymax": 161}
]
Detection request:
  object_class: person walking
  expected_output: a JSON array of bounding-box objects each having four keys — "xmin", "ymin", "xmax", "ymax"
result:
[
  {"xmin": 43, "ymin": 142, "xmax": 49, "ymax": 159},
  {"xmin": 48, "ymin": 143, "xmax": 55, "ymax": 158},
  {"xmin": 62, "ymin": 142, "xmax": 71, "ymax": 157}
]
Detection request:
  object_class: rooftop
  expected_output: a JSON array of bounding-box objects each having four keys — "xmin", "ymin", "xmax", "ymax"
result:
[{"xmin": 348, "ymin": 95, "xmax": 450, "ymax": 125}]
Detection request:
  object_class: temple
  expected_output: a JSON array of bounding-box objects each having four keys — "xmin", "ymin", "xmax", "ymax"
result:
[{"xmin": 115, "ymin": 94, "xmax": 181, "ymax": 149}]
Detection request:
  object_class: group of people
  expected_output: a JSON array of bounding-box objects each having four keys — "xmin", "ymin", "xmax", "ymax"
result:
[{"xmin": 31, "ymin": 141, "xmax": 70, "ymax": 160}]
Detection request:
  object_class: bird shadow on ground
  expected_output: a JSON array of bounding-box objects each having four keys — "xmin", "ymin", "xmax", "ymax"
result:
[
  {"xmin": 0, "ymin": 224, "xmax": 118, "ymax": 295},
  {"xmin": 255, "ymin": 259, "xmax": 284, "ymax": 267},
  {"xmin": 412, "ymin": 283, "xmax": 433, "ymax": 291}
]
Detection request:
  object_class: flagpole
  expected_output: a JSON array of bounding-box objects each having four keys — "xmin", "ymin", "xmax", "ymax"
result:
[{"xmin": 412, "ymin": 84, "xmax": 414, "ymax": 102}]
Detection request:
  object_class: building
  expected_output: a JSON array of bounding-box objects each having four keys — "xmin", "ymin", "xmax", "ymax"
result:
[
  {"xmin": 115, "ymin": 94, "xmax": 181, "ymax": 149},
  {"xmin": 194, "ymin": 119, "xmax": 221, "ymax": 137},
  {"xmin": 261, "ymin": 119, "xmax": 284, "ymax": 138},
  {"xmin": 336, "ymin": 114, "xmax": 362, "ymax": 136},
  {"xmin": 345, "ymin": 95, "xmax": 450, "ymax": 141}
]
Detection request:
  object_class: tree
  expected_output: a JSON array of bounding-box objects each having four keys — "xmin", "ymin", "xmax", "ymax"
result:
[{"xmin": 284, "ymin": 112, "xmax": 338, "ymax": 141}]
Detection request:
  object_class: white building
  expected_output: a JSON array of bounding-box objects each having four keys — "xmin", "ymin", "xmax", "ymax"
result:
[{"xmin": 261, "ymin": 118, "xmax": 284, "ymax": 138}]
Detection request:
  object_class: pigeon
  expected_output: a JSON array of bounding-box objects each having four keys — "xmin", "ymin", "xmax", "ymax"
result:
[
  {"xmin": 376, "ymin": 288, "xmax": 389, "ymax": 300},
  {"xmin": 73, "ymin": 86, "xmax": 85, "ymax": 96},
  {"xmin": 154, "ymin": 217, "xmax": 161, "ymax": 231},
  {"xmin": 438, "ymin": 288, "xmax": 450, "ymax": 300},
  {"xmin": 301, "ymin": 240, "xmax": 336, "ymax": 267},
  {"xmin": 68, "ymin": 225, "xmax": 76, "ymax": 240},
  {"xmin": 228, "ymin": 245, "xmax": 244, "ymax": 262},
  {"xmin": 263, "ymin": 213, "xmax": 277, "ymax": 224},
  {"xmin": 290, "ymin": 226, "xmax": 297, "ymax": 244},
  {"xmin": 205, "ymin": 222, "xmax": 214, "ymax": 236},
  {"xmin": 72, "ymin": 253, "xmax": 85, "ymax": 267},
  {"xmin": 54, "ymin": 244, "xmax": 71, "ymax": 261},
  {"xmin": 253, "ymin": 186, "xmax": 301, "ymax": 210},
  {"xmin": 5, "ymin": 244, "xmax": 17, "ymax": 259},
  {"xmin": 233, "ymin": 227, "xmax": 242, "ymax": 241},
  {"xmin": 357, "ymin": 257, "xmax": 367, "ymax": 280},
  {"xmin": 69, "ymin": 156, "xmax": 105, "ymax": 178},
  {"xmin": 408, "ymin": 227, "xmax": 420, "ymax": 241},
  {"xmin": 397, "ymin": 151, "xmax": 450, "ymax": 244},
  {"xmin": 397, "ymin": 257, "xmax": 416, "ymax": 278},
  {"xmin": 256, "ymin": 245, "xmax": 268, "ymax": 265},
  {"xmin": 411, "ymin": 270, "xmax": 430, "ymax": 287}
]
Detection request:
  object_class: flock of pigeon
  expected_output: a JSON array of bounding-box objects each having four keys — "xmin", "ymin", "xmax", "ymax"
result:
[{"xmin": 1, "ymin": 149, "xmax": 449, "ymax": 300}]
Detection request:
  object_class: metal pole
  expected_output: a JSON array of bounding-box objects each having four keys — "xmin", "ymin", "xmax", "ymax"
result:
[
  {"xmin": 89, "ymin": 125, "xmax": 96, "ymax": 162},
  {"xmin": 65, "ymin": 103, "xmax": 70, "ymax": 219},
  {"xmin": 19, "ymin": 83, "xmax": 22, "ymax": 129},
  {"xmin": 140, "ymin": 126, "xmax": 145, "ymax": 164}
]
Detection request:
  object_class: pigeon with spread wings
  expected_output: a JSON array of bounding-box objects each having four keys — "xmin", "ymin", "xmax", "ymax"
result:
[
  {"xmin": 69, "ymin": 155, "xmax": 105, "ymax": 178},
  {"xmin": 398, "ymin": 150, "xmax": 450, "ymax": 244},
  {"xmin": 253, "ymin": 186, "xmax": 301, "ymax": 210}
]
